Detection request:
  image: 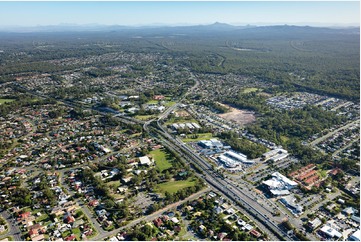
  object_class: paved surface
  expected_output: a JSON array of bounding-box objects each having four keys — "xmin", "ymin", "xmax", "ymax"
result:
[
  {"xmin": 332, "ymin": 137, "xmax": 359, "ymax": 157},
  {"xmin": 310, "ymin": 120, "xmax": 359, "ymax": 146},
  {"xmin": 58, "ymin": 168, "xmax": 107, "ymax": 238},
  {"xmin": 0, "ymin": 210, "xmax": 22, "ymax": 241}
]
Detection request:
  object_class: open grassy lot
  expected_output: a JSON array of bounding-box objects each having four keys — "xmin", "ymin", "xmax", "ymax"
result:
[
  {"xmin": 149, "ymin": 149, "xmax": 173, "ymax": 172},
  {"xmin": 35, "ymin": 213, "xmax": 49, "ymax": 223},
  {"xmin": 164, "ymin": 101, "xmax": 176, "ymax": 107},
  {"xmin": 134, "ymin": 115, "xmax": 156, "ymax": 121},
  {"xmin": 280, "ymin": 135, "xmax": 290, "ymax": 143},
  {"xmin": 164, "ymin": 116, "xmax": 199, "ymax": 126},
  {"xmin": 155, "ymin": 178, "xmax": 197, "ymax": 194},
  {"xmin": 0, "ymin": 236, "xmax": 13, "ymax": 241},
  {"xmin": 71, "ymin": 228, "xmax": 82, "ymax": 240},
  {"xmin": 0, "ymin": 99, "xmax": 15, "ymax": 105},
  {"xmin": 182, "ymin": 133, "xmax": 214, "ymax": 142},
  {"xmin": 146, "ymin": 100, "xmax": 159, "ymax": 105},
  {"xmin": 241, "ymin": 88, "xmax": 262, "ymax": 93}
]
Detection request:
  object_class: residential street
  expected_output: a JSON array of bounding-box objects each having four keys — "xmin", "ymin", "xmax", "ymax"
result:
[
  {"xmin": 90, "ymin": 187, "xmax": 211, "ymax": 241},
  {"xmin": 0, "ymin": 210, "xmax": 22, "ymax": 241}
]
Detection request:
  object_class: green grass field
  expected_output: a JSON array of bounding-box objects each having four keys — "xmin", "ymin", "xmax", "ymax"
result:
[
  {"xmin": 0, "ymin": 99, "xmax": 15, "ymax": 105},
  {"xmin": 242, "ymin": 88, "xmax": 262, "ymax": 93},
  {"xmin": 182, "ymin": 133, "xmax": 214, "ymax": 142},
  {"xmin": 280, "ymin": 135, "xmax": 290, "ymax": 143},
  {"xmin": 71, "ymin": 228, "xmax": 81, "ymax": 240},
  {"xmin": 164, "ymin": 101, "xmax": 176, "ymax": 107},
  {"xmin": 149, "ymin": 149, "xmax": 173, "ymax": 172},
  {"xmin": 146, "ymin": 100, "xmax": 159, "ymax": 105},
  {"xmin": 164, "ymin": 118, "xmax": 199, "ymax": 126},
  {"xmin": 35, "ymin": 213, "xmax": 49, "ymax": 223},
  {"xmin": 156, "ymin": 178, "xmax": 196, "ymax": 194}
]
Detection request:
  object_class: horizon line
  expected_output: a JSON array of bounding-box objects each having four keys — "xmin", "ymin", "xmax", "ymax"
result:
[{"xmin": 0, "ymin": 21, "xmax": 359, "ymax": 28}]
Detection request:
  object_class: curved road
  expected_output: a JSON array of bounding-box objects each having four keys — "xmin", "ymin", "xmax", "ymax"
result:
[{"xmin": 0, "ymin": 210, "xmax": 22, "ymax": 241}]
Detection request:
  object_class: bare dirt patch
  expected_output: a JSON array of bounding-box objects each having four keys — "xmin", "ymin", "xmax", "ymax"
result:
[
  {"xmin": 217, "ymin": 103, "xmax": 256, "ymax": 126},
  {"xmin": 175, "ymin": 110, "xmax": 191, "ymax": 117}
]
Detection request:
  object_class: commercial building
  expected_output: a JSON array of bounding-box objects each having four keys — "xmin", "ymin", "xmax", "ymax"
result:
[
  {"xmin": 170, "ymin": 122, "xmax": 201, "ymax": 132},
  {"xmin": 186, "ymin": 123, "xmax": 194, "ymax": 129},
  {"xmin": 262, "ymin": 172, "xmax": 298, "ymax": 196},
  {"xmin": 218, "ymin": 155, "xmax": 239, "ymax": 168},
  {"xmin": 224, "ymin": 151, "xmax": 248, "ymax": 163},
  {"xmin": 308, "ymin": 218, "xmax": 322, "ymax": 230},
  {"xmin": 198, "ymin": 139, "xmax": 223, "ymax": 149},
  {"xmin": 280, "ymin": 195, "xmax": 303, "ymax": 214},
  {"xmin": 348, "ymin": 230, "xmax": 360, "ymax": 241},
  {"xmin": 192, "ymin": 123, "xmax": 201, "ymax": 129},
  {"xmin": 319, "ymin": 224, "xmax": 342, "ymax": 239},
  {"xmin": 139, "ymin": 156, "xmax": 153, "ymax": 166},
  {"xmin": 262, "ymin": 148, "xmax": 288, "ymax": 161}
]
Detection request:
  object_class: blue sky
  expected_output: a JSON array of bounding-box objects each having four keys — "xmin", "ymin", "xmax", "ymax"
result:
[{"xmin": 0, "ymin": 1, "xmax": 359, "ymax": 27}]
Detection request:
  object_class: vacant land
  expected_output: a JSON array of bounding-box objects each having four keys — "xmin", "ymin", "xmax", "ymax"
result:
[
  {"xmin": 218, "ymin": 103, "xmax": 256, "ymax": 126},
  {"xmin": 149, "ymin": 149, "xmax": 173, "ymax": 172},
  {"xmin": 242, "ymin": 87, "xmax": 262, "ymax": 93},
  {"xmin": 134, "ymin": 115, "xmax": 156, "ymax": 121},
  {"xmin": 156, "ymin": 178, "xmax": 196, "ymax": 194},
  {"xmin": 182, "ymin": 133, "xmax": 213, "ymax": 142},
  {"xmin": 0, "ymin": 99, "xmax": 15, "ymax": 105},
  {"xmin": 175, "ymin": 110, "xmax": 191, "ymax": 117},
  {"xmin": 164, "ymin": 101, "xmax": 176, "ymax": 107},
  {"xmin": 146, "ymin": 100, "xmax": 159, "ymax": 105}
]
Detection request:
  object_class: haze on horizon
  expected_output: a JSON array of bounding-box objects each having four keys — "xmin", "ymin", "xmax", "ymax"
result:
[{"xmin": 0, "ymin": 1, "xmax": 359, "ymax": 28}]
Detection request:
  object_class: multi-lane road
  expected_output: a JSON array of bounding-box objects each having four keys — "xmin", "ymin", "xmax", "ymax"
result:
[
  {"xmin": 12, "ymin": 74, "xmax": 297, "ymax": 241},
  {"xmin": 150, "ymin": 127, "xmax": 290, "ymax": 241}
]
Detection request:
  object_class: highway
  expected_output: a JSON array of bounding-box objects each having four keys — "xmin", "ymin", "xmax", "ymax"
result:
[
  {"xmin": 141, "ymin": 74, "xmax": 291, "ymax": 240},
  {"xmin": 14, "ymin": 75, "xmax": 292, "ymax": 240},
  {"xmin": 151, "ymin": 129, "xmax": 289, "ymax": 241}
]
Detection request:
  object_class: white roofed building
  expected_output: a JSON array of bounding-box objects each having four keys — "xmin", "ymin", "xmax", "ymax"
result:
[
  {"xmin": 224, "ymin": 151, "xmax": 254, "ymax": 164},
  {"xmin": 262, "ymin": 148, "xmax": 288, "ymax": 161},
  {"xmin": 218, "ymin": 155, "xmax": 239, "ymax": 168},
  {"xmin": 348, "ymin": 230, "xmax": 360, "ymax": 241},
  {"xmin": 319, "ymin": 224, "xmax": 342, "ymax": 239},
  {"xmin": 262, "ymin": 172, "xmax": 298, "ymax": 196},
  {"xmin": 192, "ymin": 123, "xmax": 201, "ymax": 129},
  {"xmin": 139, "ymin": 156, "xmax": 153, "ymax": 166},
  {"xmin": 280, "ymin": 195, "xmax": 303, "ymax": 214}
]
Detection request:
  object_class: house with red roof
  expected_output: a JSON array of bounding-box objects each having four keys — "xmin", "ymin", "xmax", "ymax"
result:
[
  {"xmin": 153, "ymin": 217, "xmax": 163, "ymax": 227},
  {"xmin": 19, "ymin": 211, "xmax": 31, "ymax": 220},
  {"xmin": 65, "ymin": 234, "xmax": 76, "ymax": 241},
  {"xmin": 65, "ymin": 214, "xmax": 75, "ymax": 224}
]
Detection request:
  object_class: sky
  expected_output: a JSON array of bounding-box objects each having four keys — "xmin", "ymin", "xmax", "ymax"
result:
[{"xmin": 0, "ymin": 1, "xmax": 359, "ymax": 27}]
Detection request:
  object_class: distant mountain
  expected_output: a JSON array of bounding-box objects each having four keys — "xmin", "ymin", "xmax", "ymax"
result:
[{"xmin": 0, "ymin": 22, "xmax": 358, "ymax": 36}]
